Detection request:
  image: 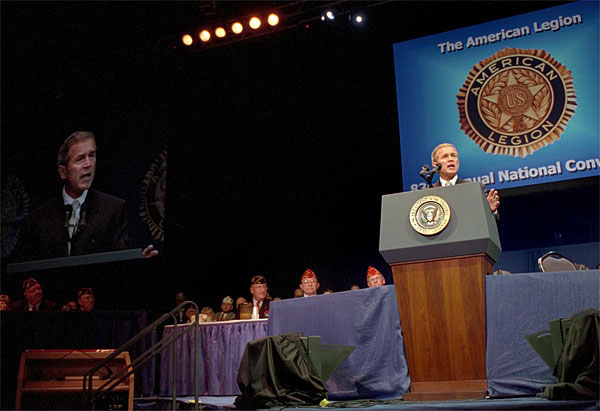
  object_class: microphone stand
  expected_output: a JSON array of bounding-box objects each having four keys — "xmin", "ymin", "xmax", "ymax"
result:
[{"xmin": 419, "ymin": 165, "xmax": 437, "ymax": 188}]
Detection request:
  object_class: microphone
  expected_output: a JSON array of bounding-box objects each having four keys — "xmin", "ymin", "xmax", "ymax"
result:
[
  {"xmin": 432, "ymin": 163, "xmax": 442, "ymax": 173},
  {"xmin": 419, "ymin": 164, "xmax": 430, "ymax": 177},
  {"xmin": 64, "ymin": 204, "xmax": 73, "ymax": 229},
  {"xmin": 72, "ymin": 203, "xmax": 87, "ymax": 239}
]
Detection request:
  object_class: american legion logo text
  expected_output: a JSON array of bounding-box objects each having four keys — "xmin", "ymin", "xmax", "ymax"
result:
[{"xmin": 457, "ymin": 47, "xmax": 576, "ymax": 158}]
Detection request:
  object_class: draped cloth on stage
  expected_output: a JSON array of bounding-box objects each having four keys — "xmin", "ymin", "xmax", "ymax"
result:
[
  {"xmin": 267, "ymin": 285, "xmax": 410, "ymax": 400},
  {"xmin": 486, "ymin": 270, "xmax": 600, "ymax": 396},
  {"xmin": 544, "ymin": 308, "xmax": 599, "ymax": 400},
  {"xmin": 235, "ymin": 333, "xmax": 328, "ymax": 409}
]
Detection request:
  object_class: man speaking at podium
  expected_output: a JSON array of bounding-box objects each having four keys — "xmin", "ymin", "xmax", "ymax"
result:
[
  {"xmin": 13, "ymin": 131, "xmax": 157, "ymax": 261},
  {"xmin": 431, "ymin": 143, "xmax": 500, "ymax": 215}
]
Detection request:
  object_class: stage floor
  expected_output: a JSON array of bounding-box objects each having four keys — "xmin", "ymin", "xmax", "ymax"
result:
[{"xmin": 134, "ymin": 395, "xmax": 599, "ymax": 410}]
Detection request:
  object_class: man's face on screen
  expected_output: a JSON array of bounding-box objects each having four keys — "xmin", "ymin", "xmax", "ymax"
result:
[
  {"xmin": 58, "ymin": 139, "xmax": 96, "ymax": 198},
  {"xmin": 435, "ymin": 146, "xmax": 459, "ymax": 180}
]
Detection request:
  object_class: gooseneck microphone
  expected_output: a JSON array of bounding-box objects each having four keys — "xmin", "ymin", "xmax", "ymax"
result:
[
  {"xmin": 419, "ymin": 164, "xmax": 437, "ymax": 188},
  {"xmin": 64, "ymin": 204, "xmax": 73, "ymax": 230}
]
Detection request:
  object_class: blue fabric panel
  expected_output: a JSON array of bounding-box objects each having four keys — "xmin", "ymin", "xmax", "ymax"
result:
[
  {"xmin": 486, "ymin": 270, "xmax": 600, "ymax": 396},
  {"xmin": 267, "ymin": 285, "xmax": 410, "ymax": 400},
  {"xmin": 159, "ymin": 320, "xmax": 268, "ymax": 396},
  {"xmin": 495, "ymin": 242, "xmax": 600, "ymax": 273}
]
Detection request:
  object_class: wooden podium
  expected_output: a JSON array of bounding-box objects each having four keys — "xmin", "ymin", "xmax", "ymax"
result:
[
  {"xmin": 379, "ymin": 182, "xmax": 501, "ymax": 401},
  {"xmin": 15, "ymin": 349, "xmax": 133, "ymax": 410}
]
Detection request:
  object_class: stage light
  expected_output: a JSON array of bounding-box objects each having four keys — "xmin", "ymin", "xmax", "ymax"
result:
[
  {"xmin": 182, "ymin": 34, "xmax": 193, "ymax": 46},
  {"xmin": 215, "ymin": 27, "xmax": 226, "ymax": 38},
  {"xmin": 350, "ymin": 13, "xmax": 365, "ymax": 24},
  {"xmin": 249, "ymin": 17, "xmax": 261, "ymax": 30},
  {"xmin": 325, "ymin": 10, "xmax": 335, "ymax": 20},
  {"xmin": 267, "ymin": 13, "xmax": 279, "ymax": 26},
  {"xmin": 199, "ymin": 30, "xmax": 211, "ymax": 42},
  {"xmin": 231, "ymin": 22, "xmax": 243, "ymax": 34}
]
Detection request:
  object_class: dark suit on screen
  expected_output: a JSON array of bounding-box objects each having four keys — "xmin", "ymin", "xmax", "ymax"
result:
[{"xmin": 14, "ymin": 189, "xmax": 129, "ymax": 261}]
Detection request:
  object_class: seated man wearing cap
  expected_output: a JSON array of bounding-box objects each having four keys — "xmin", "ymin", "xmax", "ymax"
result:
[
  {"xmin": 0, "ymin": 294, "xmax": 12, "ymax": 311},
  {"xmin": 299, "ymin": 269, "xmax": 320, "ymax": 297},
  {"xmin": 249, "ymin": 275, "xmax": 270, "ymax": 318},
  {"xmin": 12, "ymin": 277, "xmax": 57, "ymax": 311},
  {"xmin": 77, "ymin": 287, "xmax": 95, "ymax": 311},
  {"xmin": 215, "ymin": 296, "xmax": 236, "ymax": 321},
  {"xmin": 366, "ymin": 266, "xmax": 386, "ymax": 288}
]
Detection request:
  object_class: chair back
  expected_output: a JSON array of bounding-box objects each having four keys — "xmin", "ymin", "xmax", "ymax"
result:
[{"xmin": 538, "ymin": 251, "xmax": 578, "ymax": 272}]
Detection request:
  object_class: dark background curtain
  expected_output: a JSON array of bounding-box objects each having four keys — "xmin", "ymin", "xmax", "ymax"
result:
[{"xmin": 1, "ymin": 1, "xmax": 596, "ymax": 317}]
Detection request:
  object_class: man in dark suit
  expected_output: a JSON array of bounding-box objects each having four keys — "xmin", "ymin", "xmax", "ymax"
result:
[
  {"xmin": 431, "ymin": 143, "xmax": 500, "ymax": 214},
  {"xmin": 13, "ymin": 131, "xmax": 157, "ymax": 261},
  {"xmin": 11, "ymin": 277, "xmax": 57, "ymax": 311},
  {"xmin": 249, "ymin": 275, "xmax": 270, "ymax": 318}
]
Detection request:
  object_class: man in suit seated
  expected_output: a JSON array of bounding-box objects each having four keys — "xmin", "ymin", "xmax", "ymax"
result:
[
  {"xmin": 13, "ymin": 131, "xmax": 158, "ymax": 261},
  {"xmin": 431, "ymin": 143, "xmax": 500, "ymax": 215},
  {"xmin": 77, "ymin": 287, "xmax": 95, "ymax": 311},
  {"xmin": 366, "ymin": 266, "xmax": 386, "ymax": 288},
  {"xmin": 299, "ymin": 269, "xmax": 320, "ymax": 297},
  {"xmin": 249, "ymin": 275, "xmax": 270, "ymax": 318},
  {"xmin": 12, "ymin": 277, "xmax": 57, "ymax": 311}
]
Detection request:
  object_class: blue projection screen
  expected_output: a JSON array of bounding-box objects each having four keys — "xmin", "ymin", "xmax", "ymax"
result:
[{"xmin": 393, "ymin": 1, "xmax": 599, "ymax": 191}]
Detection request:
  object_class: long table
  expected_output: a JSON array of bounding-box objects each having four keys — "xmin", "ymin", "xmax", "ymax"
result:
[
  {"xmin": 159, "ymin": 319, "xmax": 268, "ymax": 396},
  {"xmin": 158, "ymin": 270, "xmax": 599, "ymax": 400},
  {"xmin": 486, "ymin": 270, "xmax": 599, "ymax": 396}
]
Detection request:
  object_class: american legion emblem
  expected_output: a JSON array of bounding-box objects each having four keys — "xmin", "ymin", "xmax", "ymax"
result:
[
  {"xmin": 457, "ymin": 47, "xmax": 576, "ymax": 157},
  {"xmin": 409, "ymin": 195, "xmax": 451, "ymax": 236},
  {"xmin": 140, "ymin": 151, "xmax": 166, "ymax": 241}
]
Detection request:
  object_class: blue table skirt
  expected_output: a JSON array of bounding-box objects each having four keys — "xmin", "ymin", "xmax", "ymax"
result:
[
  {"xmin": 159, "ymin": 319, "xmax": 268, "ymax": 396},
  {"xmin": 485, "ymin": 269, "xmax": 599, "ymax": 396}
]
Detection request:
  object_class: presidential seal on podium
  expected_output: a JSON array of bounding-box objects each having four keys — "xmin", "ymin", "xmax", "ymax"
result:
[{"xmin": 409, "ymin": 195, "xmax": 450, "ymax": 236}]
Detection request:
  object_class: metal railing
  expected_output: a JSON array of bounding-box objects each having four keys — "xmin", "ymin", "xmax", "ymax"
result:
[{"xmin": 83, "ymin": 301, "xmax": 200, "ymax": 410}]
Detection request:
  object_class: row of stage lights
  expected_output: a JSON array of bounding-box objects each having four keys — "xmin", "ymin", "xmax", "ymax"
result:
[
  {"xmin": 180, "ymin": 7, "xmax": 366, "ymax": 48},
  {"xmin": 181, "ymin": 13, "xmax": 281, "ymax": 46}
]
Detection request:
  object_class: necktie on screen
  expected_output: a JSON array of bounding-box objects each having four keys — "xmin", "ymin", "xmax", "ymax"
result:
[{"xmin": 68, "ymin": 200, "xmax": 80, "ymax": 238}]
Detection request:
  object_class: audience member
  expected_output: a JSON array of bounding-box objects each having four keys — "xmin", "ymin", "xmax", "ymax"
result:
[
  {"xmin": 322, "ymin": 288, "xmax": 333, "ymax": 294},
  {"xmin": 366, "ymin": 266, "xmax": 386, "ymax": 288},
  {"xmin": 299, "ymin": 269, "xmax": 320, "ymax": 297},
  {"xmin": 272, "ymin": 297, "xmax": 282, "ymax": 301},
  {"xmin": 0, "ymin": 294, "xmax": 11, "ymax": 311},
  {"xmin": 77, "ymin": 287, "xmax": 95, "ymax": 311},
  {"xmin": 293, "ymin": 288, "xmax": 303, "ymax": 298},
  {"xmin": 350, "ymin": 284, "xmax": 360, "ymax": 290},
  {"xmin": 249, "ymin": 275, "xmax": 270, "ymax": 318},
  {"xmin": 174, "ymin": 292, "xmax": 187, "ymax": 323},
  {"xmin": 201, "ymin": 306, "xmax": 215, "ymax": 321},
  {"xmin": 184, "ymin": 304, "xmax": 196, "ymax": 323},
  {"xmin": 12, "ymin": 277, "xmax": 57, "ymax": 311},
  {"xmin": 215, "ymin": 296, "xmax": 236, "ymax": 321}
]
